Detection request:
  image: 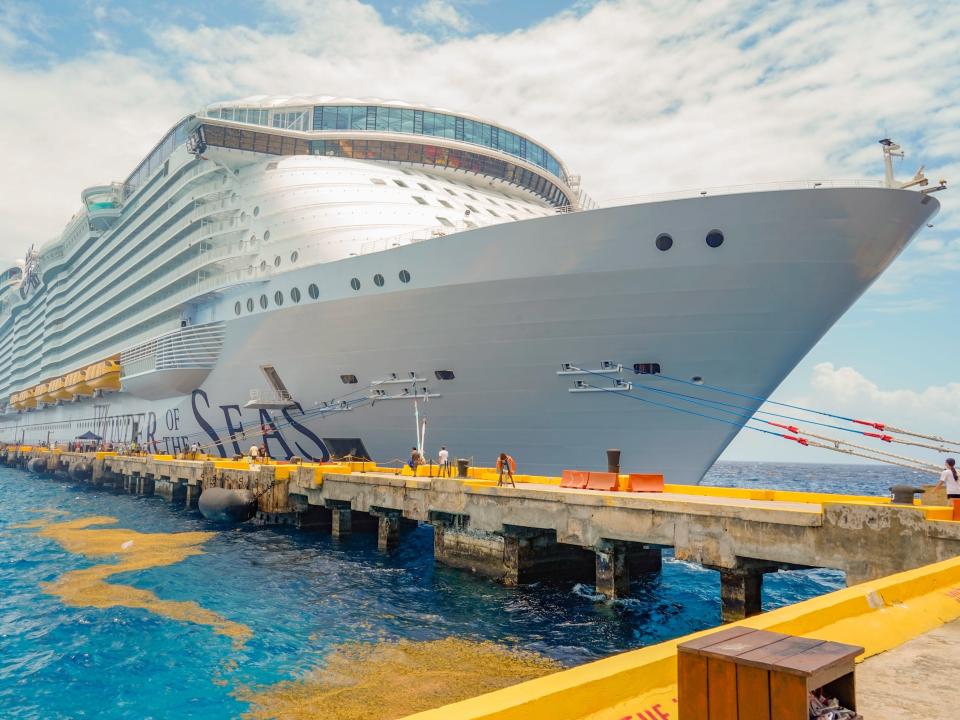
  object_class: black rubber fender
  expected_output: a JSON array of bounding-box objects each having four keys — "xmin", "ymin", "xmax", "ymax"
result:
[{"xmin": 198, "ymin": 487, "xmax": 256, "ymax": 523}]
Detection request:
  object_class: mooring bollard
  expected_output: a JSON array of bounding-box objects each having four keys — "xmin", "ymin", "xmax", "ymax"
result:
[{"xmin": 606, "ymin": 448, "xmax": 621, "ymax": 474}]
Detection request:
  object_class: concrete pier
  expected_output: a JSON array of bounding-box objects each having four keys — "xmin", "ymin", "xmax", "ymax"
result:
[{"xmin": 4, "ymin": 447, "xmax": 960, "ymax": 621}]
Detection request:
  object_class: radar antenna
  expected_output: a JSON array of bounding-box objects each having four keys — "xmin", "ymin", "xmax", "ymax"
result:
[{"xmin": 879, "ymin": 139, "xmax": 947, "ymax": 194}]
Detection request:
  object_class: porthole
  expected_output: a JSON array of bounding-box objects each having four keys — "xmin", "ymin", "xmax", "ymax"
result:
[
  {"xmin": 291, "ymin": 287, "xmax": 301, "ymax": 303},
  {"xmin": 350, "ymin": 278, "xmax": 361, "ymax": 291},
  {"xmin": 655, "ymin": 233, "xmax": 673, "ymax": 251},
  {"xmin": 234, "ymin": 301, "xmax": 241, "ymax": 316},
  {"xmin": 253, "ymin": 205, "xmax": 260, "ymax": 217},
  {"xmin": 246, "ymin": 298, "xmax": 254, "ymax": 312},
  {"xmin": 259, "ymin": 260, "xmax": 267, "ymax": 271},
  {"xmin": 291, "ymin": 251, "xmax": 299, "ymax": 263},
  {"xmin": 308, "ymin": 283, "xmax": 319, "ymax": 299},
  {"xmin": 240, "ymin": 211, "xmax": 247, "ymax": 222},
  {"xmin": 340, "ymin": 374, "xmax": 358, "ymax": 384},
  {"xmin": 264, "ymin": 230, "xmax": 271, "ymax": 241},
  {"xmin": 373, "ymin": 273, "xmax": 384, "ymax": 287},
  {"xmin": 435, "ymin": 370, "xmax": 455, "ymax": 380},
  {"xmin": 706, "ymin": 230, "xmax": 724, "ymax": 248},
  {"xmin": 692, "ymin": 376, "xmax": 704, "ymax": 385},
  {"xmin": 259, "ymin": 294, "xmax": 268, "ymax": 309},
  {"xmin": 274, "ymin": 290, "xmax": 284, "ymax": 306},
  {"xmin": 399, "ymin": 269, "xmax": 411, "ymax": 283},
  {"xmin": 274, "ymin": 255, "xmax": 281, "ymax": 267}
]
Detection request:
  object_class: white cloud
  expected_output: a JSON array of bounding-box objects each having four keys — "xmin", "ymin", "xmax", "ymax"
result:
[
  {"xmin": 1, "ymin": 0, "xmax": 958, "ymax": 280},
  {"xmin": 804, "ymin": 362, "xmax": 960, "ymax": 439},
  {"xmin": 410, "ymin": 0, "xmax": 470, "ymax": 33},
  {"xmin": 723, "ymin": 362, "xmax": 960, "ymax": 465}
]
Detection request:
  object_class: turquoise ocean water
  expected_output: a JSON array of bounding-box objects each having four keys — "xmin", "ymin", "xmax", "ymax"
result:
[{"xmin": 0, "ymin": 462, "xmax": 924, "ymax": 718}]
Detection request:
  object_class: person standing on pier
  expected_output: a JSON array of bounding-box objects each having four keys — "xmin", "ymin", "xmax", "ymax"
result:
[
  {"xmin": 935, "ymin": 458, "xmax": 960, "ymax": 521},
  {"xmin": 497, "ymin": 453, "xmax": 516, "ymax": 487},
  {"xmin": 438, "ymin": 446, "xmax": 450, "ymax": 477},
  {"xmin": 409, "ymin": 447, "xmax": 423, "ymax": 472}
]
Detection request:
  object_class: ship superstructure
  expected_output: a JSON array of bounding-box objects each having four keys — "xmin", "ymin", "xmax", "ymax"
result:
[{"xmin": 0, "ymin": 97, "xmax": 942, "ymax": 480}]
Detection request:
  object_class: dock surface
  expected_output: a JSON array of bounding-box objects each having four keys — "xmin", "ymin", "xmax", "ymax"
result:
[{"xmin": 857, "ymin": 618, "xmax": 960, "ymax": 720}]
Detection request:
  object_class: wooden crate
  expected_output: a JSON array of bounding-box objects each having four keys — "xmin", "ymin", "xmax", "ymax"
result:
[{"xmin": 678, "ymin": 627, "xmax": 863, "ymax": 720}]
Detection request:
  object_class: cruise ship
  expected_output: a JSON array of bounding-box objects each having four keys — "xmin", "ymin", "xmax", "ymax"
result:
[{"xmin": 0, "ymin": 97, "xmax": 943, "ymax": 480}]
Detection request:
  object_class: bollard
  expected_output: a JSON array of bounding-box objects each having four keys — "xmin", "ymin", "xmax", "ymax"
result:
[
  {"xmin": 606, "ymin": 448, "xmax": 621, "ymax": 475},
  {"xmin": 456, "ymin": 458, "xmax": 470, "ymax": 478},
  {"xmin": 889, "ymin": 484, "xmax": 923, "ymax": 504}
]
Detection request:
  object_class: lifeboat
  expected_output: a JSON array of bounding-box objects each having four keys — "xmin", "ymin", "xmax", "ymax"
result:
[
  {"xmin": 64, "ymin": 369, "xmax": 93, "ymax": 397},
  {"xmin": 49, "ymin": 377, "xmax": 72, "ymax": 401},
  {"xmin": 86, "ymin": 359, "xmax": 121, "ymax": 391},
  {"xmin": 35, "ymin": 383, "xmax": 53, "ymax": 405},
  {"xmin": 21, "ymin": 387, "xmax": 37, "ymax": 410},
  {"xmin": 9, "ymin": 393, "xmax": 21, "ymax": 412}
]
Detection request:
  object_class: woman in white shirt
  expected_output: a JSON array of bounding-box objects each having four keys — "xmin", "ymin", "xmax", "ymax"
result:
[{"xmin": 935, "ymin": 458, "xmax": 960, "ymax": 520}]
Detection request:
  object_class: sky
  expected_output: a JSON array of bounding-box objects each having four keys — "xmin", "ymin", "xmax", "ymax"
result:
[{"xmin": 0, "ymin": 0, "xmax": 957, "ymax": 465}]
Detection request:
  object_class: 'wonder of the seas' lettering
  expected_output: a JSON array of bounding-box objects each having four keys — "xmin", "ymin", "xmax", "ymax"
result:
[{"xmin": 191, "ymin": 389, "xmax": 329, "ymax": 462}]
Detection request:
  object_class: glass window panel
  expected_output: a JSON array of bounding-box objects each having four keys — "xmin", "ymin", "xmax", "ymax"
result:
[
  {"xmin": 388, "ymin": 107, "xmax": 401, "ymax": 132},
  {"xmin": 351, "ymin": 106, "xmax": 366, "ymax": 130},
  {"xmin": 414, "ymin": 110, "xmax": 423, "ymax": 134},
  {"xmin": 422, "ymin": 112, "xmax": 435, "ymax": 136},
  {"xmin": 401, "ymin": 109, "xmax": 414, "ymax": 133},
  {"xmin": 336, "ymin": 107, "xmax": 349, "ymax": 130},
  {"xmin": 455, "ymin": 116, "xmax": 464, "ymax": 140},
  {"xmin": 375, "ymin": 106, "xmax": 389, "ymax": 131},
  {"xmin": 322, "ymin": 107, "xmax": 337, "ymax": 130},
  {"xmin": 313, "ymin": 106, "xmax": 323, "ymax": 130},
  {"xmin": 444, "ymin": 114, "xmax": 456, "ymax": 139}
]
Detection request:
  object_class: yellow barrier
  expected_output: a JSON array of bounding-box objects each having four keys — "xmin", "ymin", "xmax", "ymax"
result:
[{"xmin": 404, "ymin": 555, "xmax": 960, "ymax": 720}]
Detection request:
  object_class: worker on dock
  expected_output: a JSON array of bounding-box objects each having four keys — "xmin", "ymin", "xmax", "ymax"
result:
[
  {"xmin": 438, "ymin": 446, "xmax": 450, "ymax": 477},
  {"xmin": 249, "ymin": 445, "xmax": 260, "ymax": 462},
  {"xmin": 409, "ymin": 447, "xmax": 423, "ymax": 471},
  {"xmin": 935, "ymin": 458, "xmax": 960, "ymax": 520},
  {"xmin": 496, "ymin": 452, "xmax": 516, "ymax": 487}
]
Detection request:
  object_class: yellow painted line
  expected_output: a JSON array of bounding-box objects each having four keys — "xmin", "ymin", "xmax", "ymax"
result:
[{"xmin": 403, "ymin": 555, "xmax": 960, "ymax": 720}]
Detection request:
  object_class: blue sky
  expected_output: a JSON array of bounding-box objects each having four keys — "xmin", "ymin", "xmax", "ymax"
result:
[{"xmin": 1, "ymin": 0, "xmax": 957, "ymax": 464}]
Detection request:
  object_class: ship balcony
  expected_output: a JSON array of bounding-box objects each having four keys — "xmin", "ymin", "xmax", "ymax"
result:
[
  {"xmin": 43, "ymin": 266, "xmax": 262, "ymax": 370},
  {"xmin": 120, "ymin": 321, "xmax": 225, "ymax": 400}
]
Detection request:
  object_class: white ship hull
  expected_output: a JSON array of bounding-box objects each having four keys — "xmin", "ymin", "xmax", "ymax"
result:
[{"xmin": 0, "ymin": 186, "xmax": 936, "ymax": 481}]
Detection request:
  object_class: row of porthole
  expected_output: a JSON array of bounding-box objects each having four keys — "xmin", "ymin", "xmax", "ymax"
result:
[
  {"xmin": 234, "ymin": 283, "xmax": 321, "ymax": 315},
  {"xmin": 258, "ymin": 250, "xmax": 300, "ymax": 272},
  {"xmin": 655, "ymin": 230, "xmax": 725, "ymax": 252},
  {"xmin": 350, "ymin": 269, "xmax": 412, "ymax": 291}
]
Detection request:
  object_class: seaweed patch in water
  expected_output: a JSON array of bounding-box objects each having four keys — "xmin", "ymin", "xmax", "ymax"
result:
[
  {"xmin": 19, "ymin": 514, "xmax": 251, "ymax": 647},
  {"xmin": 240, "ymin": 636, "xmax": 562, "ymax": 720}
]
